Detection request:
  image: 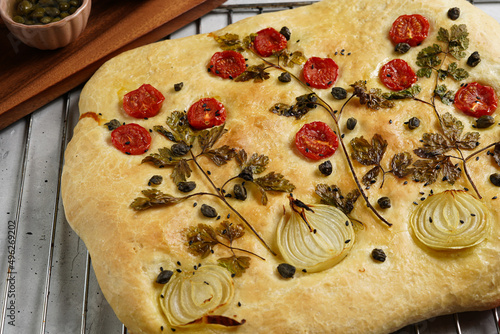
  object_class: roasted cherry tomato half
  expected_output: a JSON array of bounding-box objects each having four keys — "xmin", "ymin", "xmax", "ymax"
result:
[
  {"xmin": 303, "ymin": 57, "xmax": 339, "ymax": 89},
  {"xmin": 111, "ymin": 123, "xmax": 152, "ymax": 155},
  {"xmin": 253, "ymin": 27, "xmax": 287, "ymax": 57},
  {"xmin": 454, "ymin": 82, "xmax": 498, "ymax": 117},
  {"xmin": 295, "ymin": 121, "xmax": 339, "ymax": 160},
  {"xmin": 187, "ymin": 98, "xmax": 227, "ymax": 130},
  {"xmin": 123, "ymin": 84, "xmax": 165, "ymax": 119},
  {"xmin": 389, "ymin": 14, "xmax": 430, "ymax": 47},
  {"xmin": 208, "ymin": 50, "xmax": 246, "ymax": 79},
  {"xmin": 379, "ymin": 59, "xmax": 417, "ymax": 91}
]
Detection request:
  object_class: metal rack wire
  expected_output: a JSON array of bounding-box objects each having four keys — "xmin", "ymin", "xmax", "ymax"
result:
[{"xmin": 0, "ymin": 1, "xmax": 499, "ymax": 333}]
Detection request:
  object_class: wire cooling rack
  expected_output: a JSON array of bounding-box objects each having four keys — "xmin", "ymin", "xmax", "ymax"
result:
[{"xmin": 0, "ymin": 1, "xmax": 499, "ymax": 333}]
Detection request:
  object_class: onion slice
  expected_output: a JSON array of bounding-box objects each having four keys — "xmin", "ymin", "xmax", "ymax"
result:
[
  {"xmin": 409, "ymin": 190, "xmax": 492, "ymax": 250},
  {"xmin": 160, "ymin": 265, "xmax": 234, "ymax": 327},
  {"xmin": 276, "ymin": 199, "xmax": 355, "ymax": 273}
]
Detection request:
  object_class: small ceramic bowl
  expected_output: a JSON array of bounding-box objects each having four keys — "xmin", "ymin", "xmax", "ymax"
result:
[{"xmin": 0, "ymin": 0, "xmax": 91, "ymax": 50}]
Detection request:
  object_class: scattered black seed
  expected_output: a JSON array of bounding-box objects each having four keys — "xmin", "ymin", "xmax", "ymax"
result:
[
  {"xmin": 227, "ymin": 214, "xmax": 231, "ymax": 219},
  {"xmin": 331, "ymin": 87, "xmax": 347, "ymax": 100},
  {"xmin": 201, "ymin": 204, "xmax": 218, "ymax": 218},
  {"xmin": 407, "ymin": 117, "xmax": 420, "ymax": 130},
  {"xmin": 467, "ymin": 51, "xmax": 481, "ymax": 67},
  {"xmin": 413, "ymin": 201, "xmax": 418, "ymax": 205},
  {"xmin": 346, "ymin": 117, "xmax": 357, "ymax": 130},
  {"xmin": 493, "ymin": 196, "xmax": 498, "ymax": 200},
  {"xmin": 429, "ymin": 217, "xmax": 433, "ymax": 223},
  {"xmin": 345, "ymin": 221, "xmax": 349, "ymax": 226},
  {"xmin": 177, "ymin": 261, "xmax": 181, "ymax": 266},
  {"xmin": 464, "ymin": 187, "xmax": 469, "ymax": 192},
  {"xmin": 377, "ymin": 197, "xmax": 391, "ymax": 209},
  {"xmin": 277, "ymin": 263, "xmax": 296, "ymax": 279},
  {"xmin": 156, "ymin": 270, "xmax": 174, "ymax": 284},
  {"xmin": 278, "ymin": 72, "xmax": 291, "ymax": 83},
  {"xmin": 345, "ymin": 239, "xmax": 351, "ymax": 244},
  {"xmin": 490, "ymin": 173, "xmax": 500, "ymax": 187},
  {"xmin": 476, "ymin": 115, "xmax": 495, "ymax": 129},
  {"xmin": 193, "ymin": 202, "xmax": 198, "ymax": 207},
  {"xmin": 404, "ymin": 181, "xmax": 408, "ymax": 185},
  {"xmin": 176, "ymin": 269, "xmax": 182, "ymax": 273},
  {"xmin": 471, "ymin": 213, "xmax": 476, "ymax": 217},
  {"xmin": 389, "ymin": 119, "xmax": 393, "ymax": 124},
  {"xmin": 161, "ymin": 326, "xmax": 163, "ymax": 331},
  {"xmin": 231, "ymin": 273, "xmax": 236, "ymax": 278},
  {"xmin": 216, "ymin": 215, "xmax": 221, "ymax": 220},
  {"xmin": 177, "ymin": 181, "xmax": 196, "ymax": 193},
  {"xmin": 395, "ymin": 42, "xmax": 411, "ymax": 54},
  {"xmin": 237, "ymin": 302, "xmax": 242, "ymax": 307},
  {"xmin": 460, "ymin": 220, "xmax": 465, "ymax": 224},
  {"xmin": 302, "ymin": 269, "xmax": 307, "ymax": 273},
  {"xmin": 148, "ymin": 175, "xmax": 163, "ymax": 186},
  {"xmin": 171, "ymin": 328, "xmax": 176, "ymax": 332},
  {"xmin": 371, "ymin": 248, "xmax": 386, "ymax": 262},
  {"xmin": 318, "ymin": 160, "xmax": 333, "ymax": 176},
  {"xmin": 174, "ymin": 82, "xmax": 184, "ymax": 91},
  {"xmin": 420, "ymin": 197, "xmax": 426, "ymax": 201},
  {"xmin": 448, "ymin": 7, "xmax": 461, "ymax": 20}
]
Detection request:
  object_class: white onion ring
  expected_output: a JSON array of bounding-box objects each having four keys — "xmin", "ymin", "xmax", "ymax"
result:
[
  {"xmin": 160, "ymin": 265, "xmax": 234, "ymax": 327},
  {"xmin": 276, "ymin": 203, "xmax": 355, "ymax": 273},
  {"xmin": 409, "ymin": 190, "xmax": 492, "ymax": 250}
]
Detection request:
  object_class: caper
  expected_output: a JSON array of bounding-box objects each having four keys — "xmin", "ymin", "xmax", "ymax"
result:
[
  {"xmin": 40, "ymin": 15, "xmax": 52, "ymax": 23},
  {"xmin": 346, "ymin": 117, "xmax": 357, "ymax": 130},
  {"xmin": 330, "ymin": 87, "xmax": 347, "ymax": 100},
  {"xmin": 277, "ymin": 263, "xmax": 295, "ymax": 279},
  {"xmin": 51, "ymin": 17, "xmax": 61, "ymax": 22},
  {"xmin": 279, "ymin": 26, "xmax": 291, "ymax": 41},
  {"xmin": 68, "ymin": 0, "xmax": 79, "ymax": 6},
  {"xmin": 467, "ymin": 51, "xmax": 481, "ymax": 67},
  {"xmin": 490, "ymin": 173, "xmax": 500, "ymax": 187},
  {"xmin": 58, "ymin": 1, "xmax": 70, "ymax": 11},
  {"xmin": 278, "ymin": 72, "xmax": 291, "ymax": 83},
  {"xmin": 171, "ymin": 142, "xmax": 190, "ymax": 156},
  {"xmin": 377, "ymin": 197, "xmax": 391, "ymax": 209},
  {"xmin": 38, "ymin": 0, "xmax": 56, "ymax": 6},
  {"xmin": 318, "ymin": 160, "xmax": 333, "ymax": 176},
  {"xmin": 32, "ymin": 7, "xmax": 45, "ymax": 18},
  {"xmin": 395, "ymin": 42, "xmax": 411, "ymax": 54},
  {"xmin": 233, "ymin": 184, "xmax": 247, "ymax": 201},
  {"xmin": 156, "ymin": 270, "xmax": 173, "ymax": 284},
  {"xmin": 447, "ymin": 7, "xmax": 460, "ymax": 20},
  {"xmin": 12, "ymin": 15, "xmax": 25, "ymax": 23},
  {"xmin": 45, "ymin": 6, "xmax": 60, "ymax": 17},
  {"xmin": 371, "ymin": 248, "xmax": 386, "ymax": 262},
  {"xmin": 174, "ymin": 82, "xmax": 183, "ymax": 92},
  {"xmin": 17, "ymin": 1, "xmax": 33, "ymax": 15},
  {"xmin": 177, "ymin": 181, "xmax": 196, "ymax": 193},
  {"xmin": 407, "ymin": 117, "xmax": 420, "ymax": 130},
  {"xmin": 475, "ymin": 115, "xmax": 494, "ymax": 129},
  {"xmin": 60, "ymin": 11, "xmax": 69, "ymax": 18},
  {"xmin": 238, "ymin": 167, "xmax": 254, "ymax": 181},
  {"xmin": 200, "ymin": 204, "xmax": 217, "ymax": 218},
  {"xmin": 148, "ymin": 175, "xmax": 163, "ymax": 186}
]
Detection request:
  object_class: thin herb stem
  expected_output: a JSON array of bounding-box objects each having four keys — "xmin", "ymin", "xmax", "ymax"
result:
[
  {"xmin": 456, "ymin": 147, "xmax": 482, "ymax": 199},
  {"xmin": 338, "ymin": 95, "xmax": 354, "ymax": 120},
  {"xmin": 465, "ymin": 142, "xmax": 498, "ymax": 161},
  {"xmin": 218, "ymin": 242, "xmax": 266, "ymax": 261},
  {"xmin": 189, "ymin": 150, "xmax": 277, "ymax": 256},
  {"xmin": 220, "ymin": 176, "xmax": 239, "ymax": 193}
]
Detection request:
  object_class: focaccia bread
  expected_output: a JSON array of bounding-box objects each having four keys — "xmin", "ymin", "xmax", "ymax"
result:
[{"xmin": 61, "ymin": 0, "xmax": 500, "ymax": 333}]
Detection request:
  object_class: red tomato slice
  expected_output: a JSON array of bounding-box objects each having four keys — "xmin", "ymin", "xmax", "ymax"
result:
[
  {"xmin": 208, "ymin": 50, "xmax": 246, "ymax": 79},
  {"xmin": 454, "ymin": 82, "xmax": 498, "ymax": 117},
  {"xmin": 187, "ymin": 98, "xmax": 227, "ymax": 130},
  {"xmin": 379, "ymin": 59, "xmax": 417, "ymax": 91},
  {"xmin": 253, "ymin": 27, "xmax": 287, "ymax": 57},
  {"xmin": 303, "ymin": 57, "xmax": 339, "ymax": 89},
  {"xmin": 123, "ymin": 84, "xmax": 165, "ymax": 119},
  {"xmin": 111, "ymin": 123, "xmax": 152, "ymax": 155},
  {"xmin": 295, "ymin": 121, "xmax": 339, "ymax": 160},
  {"xmin": 389, "ymin": 14, "xmax": 430, "ymax": 47}
]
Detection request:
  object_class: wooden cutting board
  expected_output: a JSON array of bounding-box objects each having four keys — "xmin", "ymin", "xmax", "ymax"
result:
[{"xmin": 0, "ymin": 0, "xmax": 227, "ymax": 130}]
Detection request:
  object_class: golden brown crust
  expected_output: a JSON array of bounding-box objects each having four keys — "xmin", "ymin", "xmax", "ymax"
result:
[{"xmin": 62, "ymin": 0, "xmax": 500, "ymax": 333}]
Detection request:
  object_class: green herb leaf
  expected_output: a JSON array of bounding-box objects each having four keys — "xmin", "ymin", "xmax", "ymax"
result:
[
  {"xmin": 104, "ymin": 119, "xmax": 121, "ymax": 131},
  {"xmin": 416, "ymin": 67, "xmax": 433, "ymax": 78},
  {"xmin": 383, "ymin": 85, "xmax": 421, "ymax": 100},
  {"xmin": 130, "ymin": 189, "xmax": 185, "ymax": 211},
  {"xmin": 253, "ymin": 172, "xmax": 296, "ymax": 205},
  {"xmin": 142, "ymin": 147, "xmax": 182, "ymax": 168},
  {"xmin": 218, "ymin": 255, "xmax": 251, "ymax": 277},
  {"xmin": 153, "ymin": 125, "xmax": 178, "ymax": 142},
  {"xmin": 270, "ymin": 93, "xmax": 318, "ymax": 119},
  {"xmin": 434, "ymin": 85, "xmax": 455, "ymax": 105},
  {"xmin": 441, "ymin": 112, "xmax": 463, "ymax": 143},
  {"xmin": 413, "ymin": 133, "xmax": 452, "ymax": 158},
  {"xmin": 412, "ymin": 157, "xmax": 461, "ymax": 185},
  {"xmin": 391, "ymin": 152, "xmax": 414, "ymax": 178},
  {"xmin": 166, "ymin": 111, "xmax": 196, "ymax": 145},
  {"xmin": 198, "ymin": 125, "xmax": 227, "ymax": 153},
  {"xmin": 235, "ymin": 64, "xmax": 270, "ymax": 83},
  {"xmin": 171, "ymin": 159, "xmax": 192, "ymax": 184},
  {"xmin": 213, "ymin": 33, "xmax": 245, "ymax": 52},
  {"xmin": 437, "ymin": 27, "xmax": 450, "ymax": 43},
  {"xmin": 350, "ymin": 81, "xmax": 394, "ymax": 110},
  {"xmin": 350, "ymin": 134, "xmax": 387, "ymax": 166},
  {"xmin": 457, "ymin": 132, "xmax": 480, "ymax": 150},
  {"xmin": 205, "ymin": 145, "xmax": 237, "ymax": 166},
  {"xmin": 416, "ymin": 44, "xmax": 442, "ymax": 68},
  {"xmin": 446, "ymin": 62, "xmax": 469, "ymax": 81},
  {"xmin": 186, "ymin": 224, "xmax": 220, "ymax": 258},
  {"xmin": 361, "ymin": 166, "xmax": 381, "ymax": 187},
  {"xmin": 236, "ymin": 150, "xmax": 269, "ymax": 174},
  {"xmin": 277, "ymin": 50, "xmax": 307, "ymax": 67},
  {"xmin": 448, "ymin": 24, "xmax": 469, "ymax": 59},
  {"xmin": 216, "ymin": 221, "xmax": 245, "ymax": 244},
  {"xmin": 441, "ymin": 157, "xmax": 462, "ymax": 184},
  {"xmin": 315, "ymin": 184, "xmax": 360, "ymax": 215}
]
